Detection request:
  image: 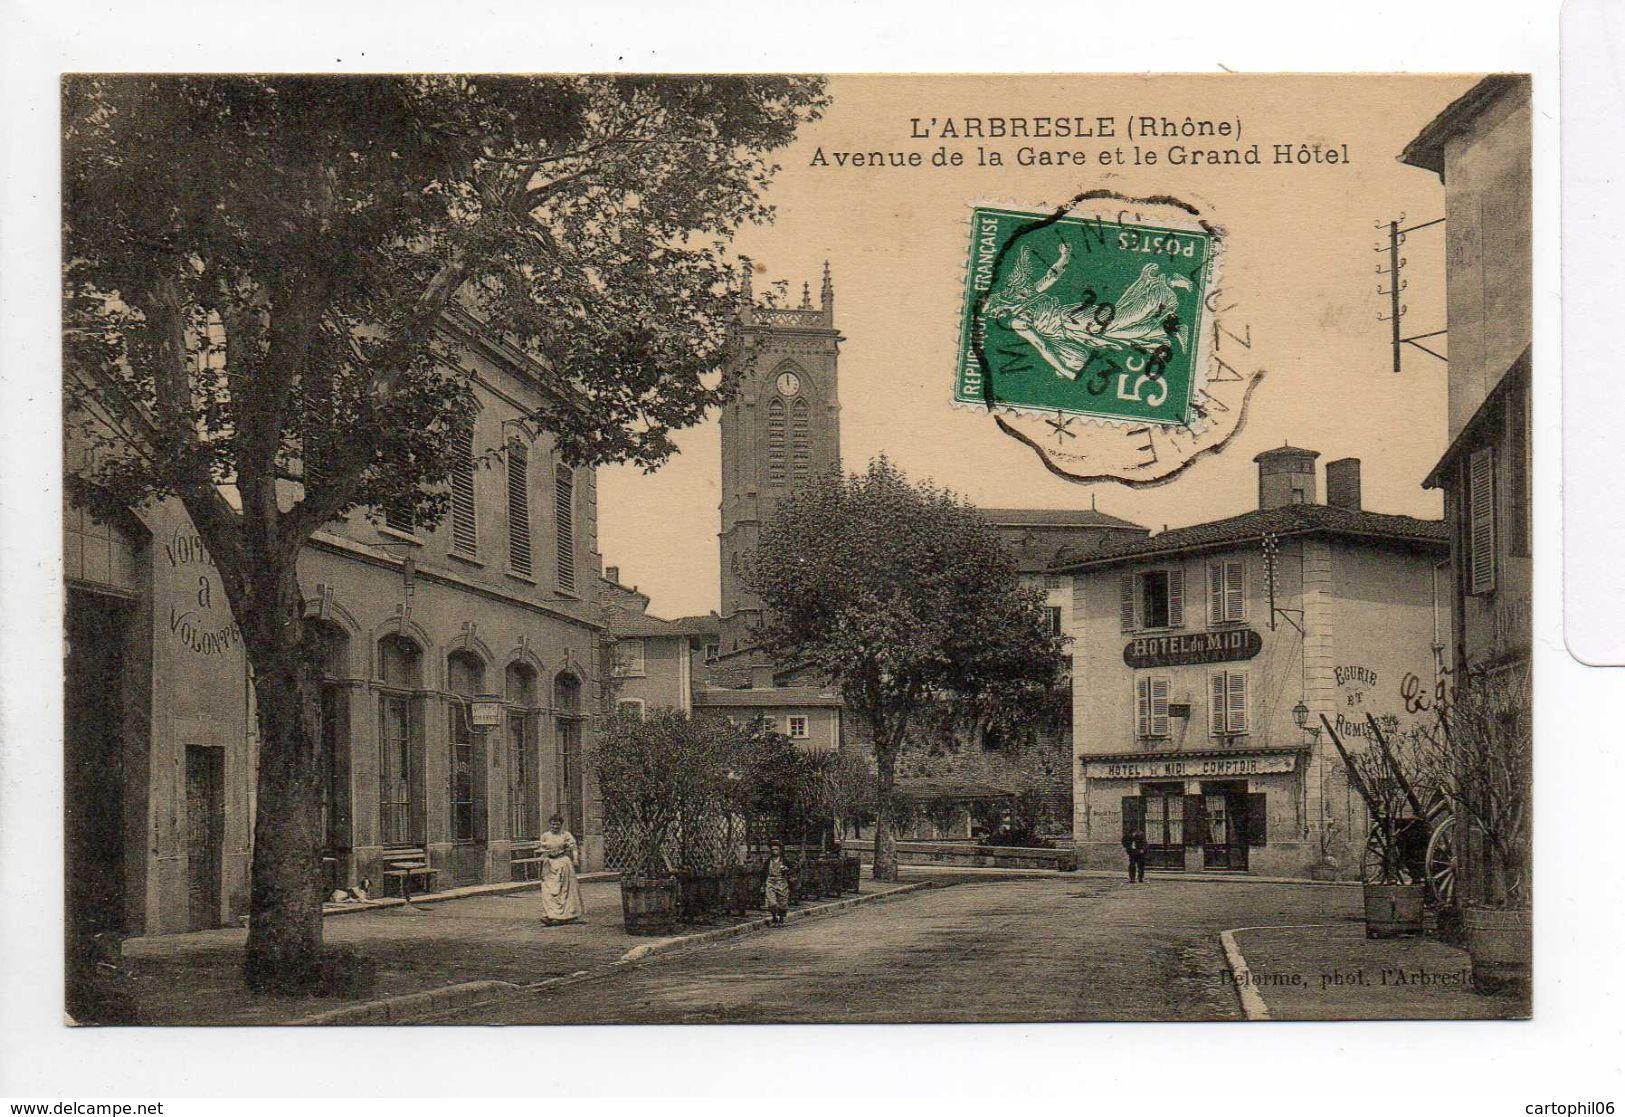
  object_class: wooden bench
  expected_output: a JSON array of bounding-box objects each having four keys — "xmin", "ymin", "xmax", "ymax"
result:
[
  {"xmin": 380, "ymin": 848, "xmax": 440, "ymax": 900},
  {"xmin": 510, "ymin": 842, "xmax": 545, "ymax": 882}
]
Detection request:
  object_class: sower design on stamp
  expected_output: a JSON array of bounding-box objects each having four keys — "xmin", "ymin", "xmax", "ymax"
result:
[{"xmin": 957, "ymin": 193, "xmax": 1264, "ymax": 487}]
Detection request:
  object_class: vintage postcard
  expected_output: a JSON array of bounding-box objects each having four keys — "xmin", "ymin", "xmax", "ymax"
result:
[{"xmin": 59, "ymin": 72, "xmax": 1531, "ymax": 1028}]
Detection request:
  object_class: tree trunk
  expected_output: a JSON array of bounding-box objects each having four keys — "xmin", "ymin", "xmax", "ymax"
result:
[
  {"xmin": 240, "ymin": 564, "xmax": 326, "ymax": 993},
  {"xmin": 871, "ymin": 740, "xmax": 899, "ymax": 882}
]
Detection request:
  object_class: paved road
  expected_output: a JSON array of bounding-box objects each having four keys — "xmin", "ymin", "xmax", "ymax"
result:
[{"xmin": 442, "ymin": 875, "xmax": 1358, "ymax": 1024}]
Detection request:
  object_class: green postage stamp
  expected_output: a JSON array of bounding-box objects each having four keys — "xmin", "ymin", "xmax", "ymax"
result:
[{"xmin": 956, "ymin": 204, "xmax": 1219, "ymax": 428}]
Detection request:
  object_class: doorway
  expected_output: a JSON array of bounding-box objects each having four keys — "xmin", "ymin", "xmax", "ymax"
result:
[
  {"xmin": 1139, "ymin": 784, "xmax": 1187, "ymax": 871},
  {"xmin": 184, "ymin": 745, "xmax": 225, "ymax": 930},
  {"xmin": 1201, "ymin": 781, "xmax": 1250, "ymax": 871}
]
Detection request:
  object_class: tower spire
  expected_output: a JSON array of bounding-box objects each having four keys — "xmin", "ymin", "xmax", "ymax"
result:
[
  {"xmin": 801, "ymin": 280, "xmax": 812, "ymax": 309},
  {"xmin": 820, "ymin": 260, "xmax": 834, "ymax": 323},
  {"xmin": 740, "ymin": 257, "xmax": 755, "ymax": 304}
]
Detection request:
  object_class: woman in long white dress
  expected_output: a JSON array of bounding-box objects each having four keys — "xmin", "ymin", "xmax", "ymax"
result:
[{"xmin": 538, "ymin": 814, "xmax": 584, "ymax": 925}]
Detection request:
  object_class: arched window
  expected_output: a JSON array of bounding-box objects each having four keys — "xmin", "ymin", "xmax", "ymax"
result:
[
  {"xmin": 766, "ymin": 397, "xmax": 787, "ymax": 487},
  {"xmin": 505, "ymin": 662, "xmax": 540, "ymax": 840},
  {"xmin": 554, "ymin": 671, "xmax": 584, "ymax": 834},
  {"xmin": 306, "ymin": 620, "xmax": 352, "ymax": 863},
  {"xmin": 376, "ymin": 635, "xmax": 425, "ymax": 846},
  {"xmin": 447, "ymin": 651, "xmax": 486, "ymax": 843},
  {"xmin": 790, "ymin": 397, "xmax": 811, "ymax": 484}
]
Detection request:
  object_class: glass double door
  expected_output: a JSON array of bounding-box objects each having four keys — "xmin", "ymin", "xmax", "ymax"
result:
[
  {"xmin": 1201, "ymin": 785, "xmax": 1250, "ymax": 871},
  {"xmin": 1141, "ymin": 786, "xmax": 1186, "ymax": 871}
]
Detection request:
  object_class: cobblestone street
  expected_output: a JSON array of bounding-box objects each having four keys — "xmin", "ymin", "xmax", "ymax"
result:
[{"xmin": 441, "ymin": 876, "xmax": 1364, "ymax": 1024}]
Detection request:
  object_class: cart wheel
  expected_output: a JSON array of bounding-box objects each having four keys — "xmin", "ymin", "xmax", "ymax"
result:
[
  {"xmin": 1359, "ymin": 824, "xmax": 1416, "ymax": 885},
  {"xmin": 1425, "ymin": 813, "xmax": 1456, "ymax": 908}
]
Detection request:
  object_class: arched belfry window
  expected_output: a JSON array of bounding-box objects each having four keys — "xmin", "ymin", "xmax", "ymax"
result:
[
  {"xmin": 790, "ymin": 397, "xmax": 811, "ymax": 484},
  {"xmin": 766, "ymin": 397, "xmax": 787, "ymax": 487}
]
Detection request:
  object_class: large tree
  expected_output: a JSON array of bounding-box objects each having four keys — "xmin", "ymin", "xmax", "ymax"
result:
[
  {"xmin": 744, "ymin": 458, "xmax": 1067, "ymax": 880},
  {"xmin": 63, "ymin": 75, "xmax": 826, "ymax": 990}
]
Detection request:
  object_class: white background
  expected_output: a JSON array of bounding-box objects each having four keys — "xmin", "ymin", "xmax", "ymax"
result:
[{"xmin": 0, "ymin": 0, "xmax": 1611, "ymax": 1109}]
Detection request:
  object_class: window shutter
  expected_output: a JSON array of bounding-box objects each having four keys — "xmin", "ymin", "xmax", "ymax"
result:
[
  {"xmin": 555, "ymin": 467, "xmax": 576, "ymax": 594},
  {"xmin": 1121, "ymin": 796, "xmax": 1143, "ymax": 843},
  {"xmin": 790, "ymin": 398, "xmax": 812, "ymax": 484},
  {"xmin": 450, "ymin": 426, "xmax": 478, "ymax": 555},
  {"xmin": 1210, "ymin": 672, "xmax": 1227, "ymax": 736},
  {"xmin": 1246, "ymin": 792, "xmax": 1268, "ymax": 846},
  {"xmin": 1120, "ymin": 573, "xmax": 1136, "ymax": 632},
  {"xmin": 1469, "ymin": 447, "xmax": 1496, "ymax": 594},
  {"xmin": 1167, "ymin": 567, "xmax": 1184, "ymax": 628},
  {"xmin": 1207, "ymin": 562, "xmax": 1223, "ymax": 626},
  {"xmin": 1136, "ymin": 676, "xmax": 1151, "ymax": 738},
  {"xmin": 1227, "ymin": 671, "xmax": 1249, "ymax": 735},
  {"xmin": 1150, "ymin": 676, "xmax": 1170, "ymax": 738},
  {"xmin": 506, "ymin": 441, "xmax": 533, "ymax": 577},
  {"xmin": 473, "ymin": 733, "xmax": 490, "ymax": 843},
  {"xmin": 1183, "ymin": 794, "xmax": 1207, "ymax": 848},
  {"xmin": 1225, "ymin": 561, "xmax": 1245, "ymax": 622}
]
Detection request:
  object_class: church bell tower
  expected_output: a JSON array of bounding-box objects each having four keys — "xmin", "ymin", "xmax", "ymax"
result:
[{"xmin": 718, "ymin": 261, "xmax": 842, "ymax": 657}]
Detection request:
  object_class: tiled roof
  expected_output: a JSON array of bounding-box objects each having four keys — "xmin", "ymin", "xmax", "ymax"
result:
[
  {"xmin": 976, "ymin": 506, "xmax": 1147, "ymax": 531},
  {"xmin": 692, "ymin": 686, "xmax": 843, "ymax": 708},
  {"xmin": 1400, "ymin": 75, "xmax": 1528, "ymax": 177},
  {"xmin": 667, "ymin": 613, "xmax": 723, "ymax": 636},
  {"xmin": 603, "ymin": 607, "xmax": 690, "ymax": 639},
  {"xmin": 1052, "ymin": 503, "xmax": 1449, "ymax": 570}
]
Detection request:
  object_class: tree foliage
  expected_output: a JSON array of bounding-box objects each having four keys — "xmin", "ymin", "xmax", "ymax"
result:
[
  {"xmin": 61, "ymin": 74, "xmax": 826, "ymax": 989},
  {"xmin": 743, "ymin": 456, "xmax": 1067, "ymax": 878}
]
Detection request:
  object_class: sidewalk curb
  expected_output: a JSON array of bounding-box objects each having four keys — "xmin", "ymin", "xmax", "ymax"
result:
[
  {"xmin": 1218, "ymin": 929, "xmax": 1272, "ymax": 1021},
  {"xmin": 1078, "ymin": 870, "xmax": 1360, "ymax": 887},
  {"xmin": 1218, "ymin": 923, "xmax": 1341, "ymax": 1021},
  {"xmin": 614, "ymin": 882, "xmax": 936, "ymax": 966},
  {"xmin": 298, "ymin": 881, "xmax": 937, "ymax": 1025},
  {"xmin": 296, "ymin": 979, "xmax": 524, "ymax": 1025},
  {"xmin": 317, "ymin": 871, "xmax": 620, "ymax": 920}
]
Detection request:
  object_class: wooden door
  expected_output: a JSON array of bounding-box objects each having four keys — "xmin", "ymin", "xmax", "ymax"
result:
[{"xmin": 184, "ymin": 745, "xmax": 224, "ymax": 930}]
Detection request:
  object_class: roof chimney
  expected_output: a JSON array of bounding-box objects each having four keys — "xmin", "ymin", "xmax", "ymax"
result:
[
  {"xmin": 1326, "ymin": 458, "xmax": 1362, "ymax": 511},
  {"xmin": 605, "ymin": 565, "xmax": 620, "ymax": 585},
  {"xmin": 1253, "ymin": 445, "xmax": 1320, "ymax": 509}
]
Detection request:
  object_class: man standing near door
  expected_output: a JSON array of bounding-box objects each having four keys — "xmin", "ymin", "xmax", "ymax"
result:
[{"xmin": 1123, "ymin": 825, "xmax": 1147, "ymax": 883}]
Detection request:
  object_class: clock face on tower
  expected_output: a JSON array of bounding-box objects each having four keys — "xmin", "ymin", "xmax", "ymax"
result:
[{"xmin": 775, "ymin": 371, "xmax": 801, "ymax": 397}]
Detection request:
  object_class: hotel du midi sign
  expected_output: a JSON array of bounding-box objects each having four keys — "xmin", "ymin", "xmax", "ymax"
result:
[{"xmin": 1123, "ymin": 626, "xmax": 1263, "ymax": 669}]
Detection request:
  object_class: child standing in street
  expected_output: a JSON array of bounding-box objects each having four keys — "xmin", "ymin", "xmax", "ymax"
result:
[{"xmin": 763, "ymin": 841, "xmax": 790, "ymax": 926}]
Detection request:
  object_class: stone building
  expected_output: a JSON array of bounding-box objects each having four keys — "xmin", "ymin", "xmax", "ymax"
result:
[
  {"xmin": 65, "ymin": 312, "xmax": 604, "ymax": 938},
  {"xmin": 1402, "ymin": 75, "xmax": 1532, "ymax": 681},
  {"xmin": 1057, "ymin": 448, "xmax": 1449, "ymax": 878},
  {"xmin": 1401, "ymin": 75, "xmax": 1532, "ymax": 907}
]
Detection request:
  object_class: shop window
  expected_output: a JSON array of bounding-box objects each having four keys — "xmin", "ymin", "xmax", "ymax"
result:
[
  {"xmin": 788, "ymin": 715, "xmax": 809, "ymax": 740},
  {"xmin": 1207, "ymin": 560, "xmax": 1246, "ymax": 625},
  {"xmin": 1121, "ymin": 568, "xmax": 1184, "ymax": 631},
  {"xmin": 1209, "ymin": 670, "xmax": 1249, "ymax": 736},
  {"xmin": 1135, "ymin": 675, "xmax": 1170, "ymax": 739}
]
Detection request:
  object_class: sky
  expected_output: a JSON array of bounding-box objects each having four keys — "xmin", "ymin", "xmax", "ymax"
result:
[{"xmin": 598, "ymin": 74, "xmax": 1476, "ymax": 619}]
